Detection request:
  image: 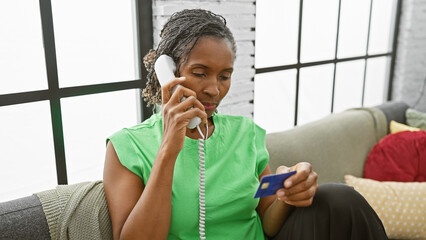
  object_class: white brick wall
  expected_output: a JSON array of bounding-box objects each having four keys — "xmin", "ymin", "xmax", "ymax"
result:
[
  {"xmin": 393, "ymin": 0, "xmax": 426, "ymax": 112},
  {"xmin": 152, "ymin": 0, "xmax": 256, "ymax": 118}
]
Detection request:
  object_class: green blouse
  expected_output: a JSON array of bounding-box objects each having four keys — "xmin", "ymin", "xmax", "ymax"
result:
[{"xmin": 108, "ymin": 113, "xmax": 269, "ymax": 240}]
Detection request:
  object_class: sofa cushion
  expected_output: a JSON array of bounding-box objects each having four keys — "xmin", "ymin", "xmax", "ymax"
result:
[
  {"xmin": 364, "ymin": 131, "xmax": 426, "ymax": 182},
  {"xmin": 375, "ymin": 101, "xmax": 409, "ymax": 133},
  {"xmin": 406, "ymin": 108, "xmax": 426, "ymax": 130},
  {"xmin": 390, "ymin": 120, "xmax": 421, "ymax": 134},
  {"xmin": 345, "ymin": 175, "xmax": 426, "ymax": 240}
]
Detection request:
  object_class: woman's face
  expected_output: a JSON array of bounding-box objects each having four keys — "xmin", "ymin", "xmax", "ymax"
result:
[{"xmin": 178, "ymin": 36, "xmax": 235, "ymax": 118}]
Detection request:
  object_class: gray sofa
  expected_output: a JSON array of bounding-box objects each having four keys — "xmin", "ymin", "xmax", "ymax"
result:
[{"xmin": 0, "ymin": 101, "xmax": 409, "ymax": 240}]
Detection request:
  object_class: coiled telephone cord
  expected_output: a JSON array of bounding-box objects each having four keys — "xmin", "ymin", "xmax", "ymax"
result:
[{"xmin": 196, "ymin": 123, "xmax": 208, "ymax": 240}]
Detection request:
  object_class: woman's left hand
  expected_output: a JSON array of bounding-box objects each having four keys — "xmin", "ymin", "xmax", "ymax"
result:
[{"xmin": 275, "ymin": 162, "xmax": 318, "ymax": 207}]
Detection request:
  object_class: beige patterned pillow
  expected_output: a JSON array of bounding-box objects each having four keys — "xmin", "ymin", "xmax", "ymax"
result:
[{"xmin": 345, "ymin": 175, "xmax": 426, "ymax": 240}]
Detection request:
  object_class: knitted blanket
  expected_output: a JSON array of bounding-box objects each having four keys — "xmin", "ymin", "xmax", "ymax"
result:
[{"xmin": 35, "ymin": 181, "xmax": 112, "ymax": 240}]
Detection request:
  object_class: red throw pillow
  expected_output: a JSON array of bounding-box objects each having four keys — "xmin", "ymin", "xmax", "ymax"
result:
[{"xmin": 364, "ymin": 131, "xmax": 426, "ymax": 182}]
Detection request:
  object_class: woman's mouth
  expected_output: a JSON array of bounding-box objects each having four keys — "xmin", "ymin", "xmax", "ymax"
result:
[{"xmin": 203, "ymin": 103, "xmax": 217, "ymax": 110}]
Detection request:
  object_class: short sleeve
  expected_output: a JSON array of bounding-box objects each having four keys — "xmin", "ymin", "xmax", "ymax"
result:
[
  {"xmin": 254, "ymin": 124, "xmax": 269, "ymax": 178},
  {"xmin": 107, "ymin": 129, "xmax": 144, "ymax": 179}
]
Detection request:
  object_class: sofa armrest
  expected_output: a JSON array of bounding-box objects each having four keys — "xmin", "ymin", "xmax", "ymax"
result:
[{"xmin": 0, "ymin": 195, "xmax": 51, "ymax": 240}]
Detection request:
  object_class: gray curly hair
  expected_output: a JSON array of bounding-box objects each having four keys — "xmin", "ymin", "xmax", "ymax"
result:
[{"xmin": 142, "ymin": 9, "xmax": 237, "ymax": 111}]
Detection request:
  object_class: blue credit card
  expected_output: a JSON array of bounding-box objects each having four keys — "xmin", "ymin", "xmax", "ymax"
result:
[{"xmin": 254, "ymin": 171, "xmax": 297, "ymax": 198}]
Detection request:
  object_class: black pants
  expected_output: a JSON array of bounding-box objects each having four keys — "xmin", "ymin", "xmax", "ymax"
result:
[{"xmin": 272, "ymin": 183, "xmax": 388, "ymax": 240}]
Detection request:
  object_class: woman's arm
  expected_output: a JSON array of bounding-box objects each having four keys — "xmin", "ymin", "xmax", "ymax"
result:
[
  {"xmin": 104, "ymin": 141, "xmax": 179, "ymax": 240},
  {"xmin": 256, "ymin": 165, "xmax": 294, "ymax": 237},
  {"xmin": 256, "ymin": 163, "xmax": 318, "ymax": 237}
]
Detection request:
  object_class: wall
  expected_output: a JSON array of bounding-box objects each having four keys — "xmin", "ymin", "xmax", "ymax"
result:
[
  {"xmin": 152, "ymin": 0, "xmax": 256, "ymax": 118},
  {"xmin": 393, "ymin": 0, "xmax": 426, "ymax": 112}
]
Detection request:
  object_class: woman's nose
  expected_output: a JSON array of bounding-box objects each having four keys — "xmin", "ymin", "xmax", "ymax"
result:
[{"xmin": 203, "ymin": 80, "xmax": 220, "ymax": 97}]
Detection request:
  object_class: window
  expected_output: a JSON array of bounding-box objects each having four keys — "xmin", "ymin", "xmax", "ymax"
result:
[
  {"xmin": 0, "ymin": 0, "xmax": 153, "ymax": 202},
  {"xmin": 0, "ymin": 101, "xmax": 56, "ymax": 201},
  {"xmin": 254, "ymin": 0, "xmax": 400, "ymax": 133},
  {"xmin": 0, "ymin": 1, "xmax": 47, "ymax": 95}
]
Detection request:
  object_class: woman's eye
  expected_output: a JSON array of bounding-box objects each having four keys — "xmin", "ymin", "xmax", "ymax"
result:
[
  {"xmin": 193, "ymin": 72, "xmax": 205, "ymax": 78},
  {"xmin": 220, "ymin": 75, "xmax": 231, "ymax": 80}
]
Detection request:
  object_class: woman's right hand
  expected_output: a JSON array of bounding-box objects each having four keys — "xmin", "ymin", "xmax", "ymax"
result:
[{"xmin": 160, "ymin": 77, "xmax": 207, "ymax": 155}]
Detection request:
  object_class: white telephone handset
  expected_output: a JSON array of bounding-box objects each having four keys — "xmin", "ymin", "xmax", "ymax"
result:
[
  {"xmin": 154, "ymin": 55, "xmax": 202, "ymax": 129},
  {"xmin": 155, "ymin": 55, "xmax": 207, "ymax": 239}
]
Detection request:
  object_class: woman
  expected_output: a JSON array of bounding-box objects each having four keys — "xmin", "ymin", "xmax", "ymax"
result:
[{"xmin": 103, "ymin": 9, "xmax": 388, "ymax": 240}]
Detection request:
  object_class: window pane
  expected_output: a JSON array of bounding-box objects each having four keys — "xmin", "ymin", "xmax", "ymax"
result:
[
  {"xmin": 61, "ymin": 90, "xmax": 138, "ymax": 184},
  {"xmin": 0, "ymin": 101, "xmax": 56, "ymax": 202},
  {"xmin": 364, "ymin": 57, "xmax": 389, "ymax": 107},
  {"xmin": 301, "ymin": 0, "xmax": 339, "ymax": 63},
  {"xmin": 337, "ymin": 0, "xmax": 370, "ymax": 58},
  {"xmin": 254, "ymin": 70, "xmax": 297, "ymax": 133},
  {"xmin": 298, "ymin": 64, "xmax": 334, "ymax": 125},
  {"xmin": 0, "ymin": 1, "xmax": 48, "ymax": 94},
  {"xmin": 255, "ymin": 0, "xmax": 299, "ymax": 68},
  {"xmin": 52, "ymin": 0, "xmax": 137, "ymax": 88},
  {"xmin": 368, "ymin": 0, "xmax": 396, "ymax": 55},
  {"xmin": 333, "ymin": 60, "xmax": 365, "ymax": 113}
]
